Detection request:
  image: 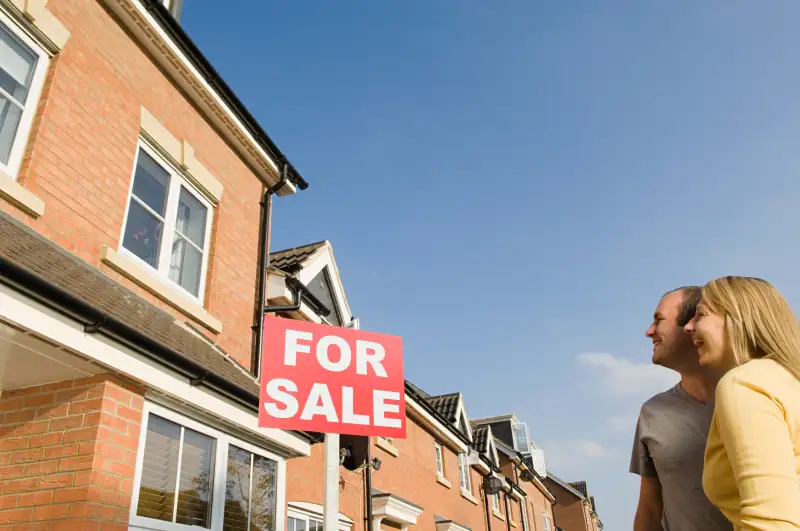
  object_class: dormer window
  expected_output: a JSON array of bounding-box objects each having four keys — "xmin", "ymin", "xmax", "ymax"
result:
[
  {"xmin": 307, "ymin": 267, "xmax": 342, "ymax": 326},
  {"xmin": 513, "ymin": 422, "xmax": 531, "ymax": 454}
]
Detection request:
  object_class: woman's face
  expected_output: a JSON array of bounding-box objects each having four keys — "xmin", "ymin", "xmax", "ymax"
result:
[{"xmin": 684, "ymin": 300, "xmax": 733, "ymax": 369}]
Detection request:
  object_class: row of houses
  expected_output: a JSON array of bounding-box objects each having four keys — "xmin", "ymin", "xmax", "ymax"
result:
[{"xmin": 0, "ymin": 0, "xmax": 603, "ymax": 530}]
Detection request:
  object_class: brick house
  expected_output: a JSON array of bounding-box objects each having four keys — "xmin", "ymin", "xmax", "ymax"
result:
[
  {"xmin": 471, "ymin": 415, "xmax": 556, "ymax": 531},
  {"xmin": 542, "ymin": 476, "xmax": 603, "ymax": 531},
  {"xmin": 0, "ymin": 0, "xmax": 325, "ymax": 529}
]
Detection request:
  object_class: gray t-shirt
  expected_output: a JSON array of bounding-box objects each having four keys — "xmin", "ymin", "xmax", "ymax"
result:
[{"xmin": 630, "ymin": 384, "xmax": 731, "ymax": 531}]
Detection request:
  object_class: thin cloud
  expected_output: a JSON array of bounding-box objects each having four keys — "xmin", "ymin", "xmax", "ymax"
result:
[
  {"xmin": 543, "ymin": 439, "xmax": 614, "ymax": 475},
  {"xmin": 608, "ymin": 415, "xmax": 636, "ymax": 435},
  {"xmin": 578, "ymin": 352, "xmax": 678, "ymax": 399}
]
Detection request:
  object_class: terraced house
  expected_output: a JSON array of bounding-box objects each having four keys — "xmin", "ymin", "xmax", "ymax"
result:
[{"xmin": 0, "ymin": 0, "xmax": 322, "ymax": 529}]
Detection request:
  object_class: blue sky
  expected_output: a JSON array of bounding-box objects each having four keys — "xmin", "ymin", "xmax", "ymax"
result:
[{"xmin": 184, "ymin": 2, "xmax": 800, "ymax": 528}]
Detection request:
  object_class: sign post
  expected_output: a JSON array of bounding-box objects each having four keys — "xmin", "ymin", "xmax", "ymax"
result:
[{"xmin": 258, "ymin": 315, "xmax": 405, "ymax": 530}]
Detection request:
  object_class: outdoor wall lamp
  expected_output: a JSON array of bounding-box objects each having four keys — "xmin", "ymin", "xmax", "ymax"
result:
[{"xmin": 371, "ymin": 457, "xmax": 382, "ymax": 471}]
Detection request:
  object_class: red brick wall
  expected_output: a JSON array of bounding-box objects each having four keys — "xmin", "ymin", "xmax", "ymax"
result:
[
  {"xmin": 543, "ymin": 480, "xmax": 589, "ymax": 531},
  {"xmin": 521, "ymin": 481, "xmax": 555, "ymax": 531},
  {"xmin": 287, "ymin": 418, "xmax": 489, "ymax": 531},
  {"xmin": 0, "ymin": 0, "xmax": 266, "ymax": 368},
  {"xmin": 0, "ymin": 374, "xmax": 144, "ymax": 530}
]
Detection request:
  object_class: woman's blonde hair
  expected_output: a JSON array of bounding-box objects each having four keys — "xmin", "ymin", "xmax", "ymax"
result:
[{"xmin": 702, "ymin": 276, "xmax": 800, "ymax": 379}]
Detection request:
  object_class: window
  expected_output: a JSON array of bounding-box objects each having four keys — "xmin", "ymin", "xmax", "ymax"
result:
[
  {"xmin": 457, "ymin": 453, "xmax": 471, "ymax": 493},
  {"xmin": 492, "ymin": 493, "xmax": 500, "ymax": 513},
  {"xmin": 520, "ymin": 501, "xmax": 530, "ymax": 531},
  {"xmin": 543, "ymin": 512, "xmax": 552, "ymax": 531},
  {"xmin": 288, "ymin": 516, "xmax": 323, "ymax": 531},
  {"xmin": 121, "ymin": 142, "xmax": 213, "ymax": 301},
  {"xmin": 513, "ymin": 422, "xmax": 531, "ymax": 455},
  {"xmin": 131, "ymin": 403, "xmax": 283, "ymax": 531},
  {"xmin": 0, "ymin": 12, "xmax": 48, "ymax": 179},
  {"xmin": 434, "ymin": 442, "xmax": 444, "ymax": 477}
]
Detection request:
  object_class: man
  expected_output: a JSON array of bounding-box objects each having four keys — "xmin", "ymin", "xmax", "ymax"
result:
[{"xmin": 630, "ymin": 286, "xmax": 730, "ymax": 531}]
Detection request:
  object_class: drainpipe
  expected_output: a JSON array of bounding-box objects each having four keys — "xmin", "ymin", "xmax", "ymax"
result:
[
  {"xmin": 504, "ymin": 492, "xmax": 513, "ymax": 531},
  {"xmin": 364, "ymin": 439, "xmax": 374, "ymax": 531},
  {"xmin": 251, "ymin": 167, "xmax": 292, "ymax": 377}
]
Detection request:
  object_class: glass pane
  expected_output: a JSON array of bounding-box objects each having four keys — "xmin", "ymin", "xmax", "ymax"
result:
[
  {"xmin": 122, "ymin": 200, "xmax": 163, "ymax": 268},
  {"xmin": 132, "ymin": 150, "xmax": 170, "ymax": 216},
  {"xmin": 0, "ymin": 25, "xmax": 35, "ymax": 103},
  {"xmin": 287, "ymin": 518, "xmax": 298, "ymax": 531},
  {"xmin": 175, "ymin": 428, "xmax": 215, "ymax": 528},
  {"xmin": 249, "ymin": 454, "xmax": 278, "ymax": 531},
  {"xmin": 169, "ymin": 235, "xmax": 203, "ymax": 296},
  {"xmin": 175, "ymin": 187, "xmax": 207, "ymax": 248},
  {"xmin": 136, "ymin": 415, "xmax": 180, "ymax": 522},
  {"xmin": 294, "ymin": 519, "xmax": 307, "ymax": 531},
  {"xmin": 224, "ymin": 446, "xmax": 252, "ymax": 531},
  {"xmin": 0, "ymin": 93, "xmax": 21, "ymax": 164}
]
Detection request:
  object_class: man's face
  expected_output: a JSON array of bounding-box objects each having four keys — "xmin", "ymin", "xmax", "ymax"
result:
[{"xmin": 645, "ymin": 290, "xmax": 695, "ymax": 369}]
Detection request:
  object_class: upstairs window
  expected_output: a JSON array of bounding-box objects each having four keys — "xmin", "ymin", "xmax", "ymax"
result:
[
  {"xmin": 457, "ymin": 453, "xmax": 472, "ymax": 494},
  {"xmin": 0, "ymin": 12, "xmax": 48, "ymax": 179},
  {"xmin": 434, "ymin": 442, "xmax": 444, "ymax": 477},
  {"xmin": 121, "ymin": 142, "xmax": 213, "ymax": 301},
  {"xmin": 492, "ymin": 493, "xmax": 501, "ymax": 513}
]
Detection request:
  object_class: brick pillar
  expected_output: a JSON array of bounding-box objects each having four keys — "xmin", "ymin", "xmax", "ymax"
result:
[{"xmin": 0, "ymin": 374, "xmax": 144, "ymax": 530}]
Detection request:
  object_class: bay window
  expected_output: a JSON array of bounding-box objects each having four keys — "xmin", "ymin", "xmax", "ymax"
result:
[{"xmin": 130, "ymin": 403, "xmax": 285, "ymax": 531}]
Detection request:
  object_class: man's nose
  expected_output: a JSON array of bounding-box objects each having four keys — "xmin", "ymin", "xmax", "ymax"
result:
[{"xmin": 645, "ymin": 324, "xmax": 655, "ymax": 337}]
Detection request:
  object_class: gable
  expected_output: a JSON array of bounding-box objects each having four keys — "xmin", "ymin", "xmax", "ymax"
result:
[{"xmin": 307, "ymin": 267, "xmax": 342, "ymax": 325}]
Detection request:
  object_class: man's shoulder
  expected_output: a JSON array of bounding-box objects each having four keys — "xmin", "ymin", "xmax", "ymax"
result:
[{"xmin": 640, "ymin": 384, "xmax": 682, "ymax": 412}]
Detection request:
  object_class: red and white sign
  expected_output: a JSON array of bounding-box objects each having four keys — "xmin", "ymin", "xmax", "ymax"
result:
[{"xmin": 258, "ymin": 316, "xmax": 406, "ymax": 438}]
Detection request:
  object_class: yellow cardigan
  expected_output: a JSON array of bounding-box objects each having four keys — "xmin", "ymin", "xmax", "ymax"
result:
[{"xmin": 703, "ymin": 358, "xmax": 800, "ymax": 530}]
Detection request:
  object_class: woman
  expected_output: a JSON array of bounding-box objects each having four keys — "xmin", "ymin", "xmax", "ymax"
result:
[{"xmin": 684, "ymin": 276, "xmax": 800, "ymax": 530}]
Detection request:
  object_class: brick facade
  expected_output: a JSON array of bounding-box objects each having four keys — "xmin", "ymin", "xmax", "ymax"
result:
[
  {"xmin": 287, "ymin": 417, "xmax": 489, "ymax": 531},
  {"xmin": 1, "ymin": 0, "xmax": 265, "ymax": 368},
  {"xmin": 0, "ymin": 374, "xmax": 144, "ymax": 530},
  {"xmin": 543, "ymin": 480, "xmax": 593, "ymax": 531}
]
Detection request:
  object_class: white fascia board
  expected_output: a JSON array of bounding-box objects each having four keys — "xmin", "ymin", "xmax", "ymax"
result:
[
  {"xmin": 532, "ymin": 477, "xmax": 556, "ymax": 503},
  {"xmin": 509, "ymin": 486, "xmax": 524, "ymax": 501},
  {"xmin": 266, "ymin": 273, "xmax": 323, "ymax": 324},
  {"xmin": 0, "ymin": 283, "xmax": 310, "ymax": 457},
  {"xmin": 101, "ymin": 0, "xmax": 295, "ymax": 195},
  {"xmin": 468, "ymin": 451, "xmax": 490, "ymax": 474},
  {"xmin": 406, "ymin": 395, "xmax": 468, "ymax": 453},
  {"xmin": 295, "ymin": 244, "xmax": 353, "ymax": 324},
  {"xmin": 455, "ymin": 399, "xmax": 474, "ymax": 442}
]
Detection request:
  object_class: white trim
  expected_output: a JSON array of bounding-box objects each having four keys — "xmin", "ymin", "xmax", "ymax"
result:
[
  {"xmin": 487, "ymin": 434, "xmax": 500, "ymax": 466},
  {"xmin": 288, "ymin": 503, "xmax": 353, "ymax": 531},
  {"xmin": 436, "ymin": 520, "xmax": 471, "ymax": 531},
  {"xmin": 0, "ymin": 168, "xmax": 44, "ymax": 217},
  {"xmin": 294, "ymin": 242, "xmax": 353, "ymax": 326},
  {"xmin": 434, "ymin": 441, "xmax": 445, "ymax": 476},
  {"xmin": 468, "ymin": 450, "xmax": 490, "ymax": 474},
  {"xmin": 118, "ymin": 139, "xmax": 214, "ymax": 305},
  {"xmin": 129, "ymin": 401, "xmax": 288, "ymax": 531},
  {"xmin": 0, "ymin": 282, "xmax": 310, "ymax": 457},
  {"xmin": 100, "ymin": 0, "xmax": 296, "ymax": 196},
  {"xmin": 454, "ymin": 399, "xmax": 473, "ymax": 441},
  {"xmin": 0, "ymin": 6, "xmax": 49, "ymax": 181},
  {"xmin": 436, "ymin": 474, "xmax": 452, "ymax": 489},
  {"xmin": 372, "ymin": 494, "xmax": 423, "ymax": 527},
  {"xmin": 457, "ymin": 451, "xmax": 472, "ymax": 494},
  {"xmin": 406, "ymin": 396, "xmax": 468, "ymax": 453}
]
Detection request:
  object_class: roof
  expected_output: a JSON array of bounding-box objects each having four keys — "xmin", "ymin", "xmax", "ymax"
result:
[
  {"xmin": 545, "ymin": 473, "xmax": 586, "ymax": 500},
  {"xmin": 0, "ymin": 211, "xmax": 261, "ymax": 404},
  {"xmin": 472, "ymin": 425, "xmax": 490, "ymax": 453},
  {"xmin": 142, "ymin": 0, "xmax": 307, "ymax": 190},
  {"xmin": 270, "ymin": 241, "xmax": 326, "ymax": 273},
  {"xmin": 426, "ymin": 393, "xmax": 460, "ymax": 423},
  {"xmin": 569, "ymin": 481, "xmax": 589, "ymax": 498}
]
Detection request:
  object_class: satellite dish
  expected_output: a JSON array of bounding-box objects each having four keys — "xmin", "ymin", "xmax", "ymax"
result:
[
  {"xmin": 483, "ymin": 476, "xmax": 505, "ymax": 495},
  {"xmin": 339, "ymin": 435, "xmax": 368, "ymax": 471},
  {"xmin": 520, "ymin": 470, "xmax": 535, "ymax": 482}
]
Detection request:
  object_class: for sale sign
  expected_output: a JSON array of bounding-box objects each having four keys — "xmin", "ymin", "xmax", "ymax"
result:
[{"xmin": 258, "ymin": 316, "xmax": 406, "ymax": 438}]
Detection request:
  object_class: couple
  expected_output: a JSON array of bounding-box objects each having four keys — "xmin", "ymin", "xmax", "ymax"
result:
[{"xmin": 631, "ymin": 277, "xmax": 800, "ymax": 531}]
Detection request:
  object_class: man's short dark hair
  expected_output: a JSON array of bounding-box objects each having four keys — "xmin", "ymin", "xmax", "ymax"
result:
[{"xmin": 664, "ymin": 286, "xmax": 702, "ymax": 326}]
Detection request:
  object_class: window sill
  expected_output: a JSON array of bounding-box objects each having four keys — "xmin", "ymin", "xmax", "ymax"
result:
[
  {"xmin": 436, "ymin": 475, "xmax": 452, "ymax": 489},
  {"xmin": 0, "ymin": 171, "xmax": 45, "ymax": 218},
  {"xmin": 460, "ymin": 490, "xmax": 479, "ymax": 505},
  {"xmin": 510, "ymin": 520, "xmax": 519, "ymax": 528},
  {"xmin": 492, "ymin": 510, "xmax": 505, "ymax": 521},
  {"xmin": 100, "ymin": 245, "xmax": 222, "ymax": 334},
  {"xmin": 376, "ymin": 437, "xmax": 399, "ymax": 457}
]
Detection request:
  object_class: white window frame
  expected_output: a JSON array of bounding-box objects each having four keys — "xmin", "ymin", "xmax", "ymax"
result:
[
  {"xmin": 542, "ymin": 511, "xmax": 551, "ymax": 531},
  {"xmin": 129, "ymin": 401, "xmax": 287, "ymax": 531},
  {"xmin": 457, "ymin": 452, "xmax": 472, "ymax": 494},
  {"xmin": 287, "ymin": 504, "xmax": 353, "ymax": 531},
  {"xmin": 288, "ymin": 513, "xmax": 322, "ymax": 531},
  {"xmin": 492, "ymin": 493, "xmax": 501, "ymax": 513},
  {"xmin": 119, "ymin": 139, "xmax": 214, "ymax": 303},
  {"xmin": 520, "ymin": 501, "xmax": 530, "ymax": 531},
  {"xmin": 0, "ymin": 7, "xmax": 49, "ymax": 181},
  {"xmin": 434, "ymin": 442, "xmax": 445, "ymax": 477}
]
